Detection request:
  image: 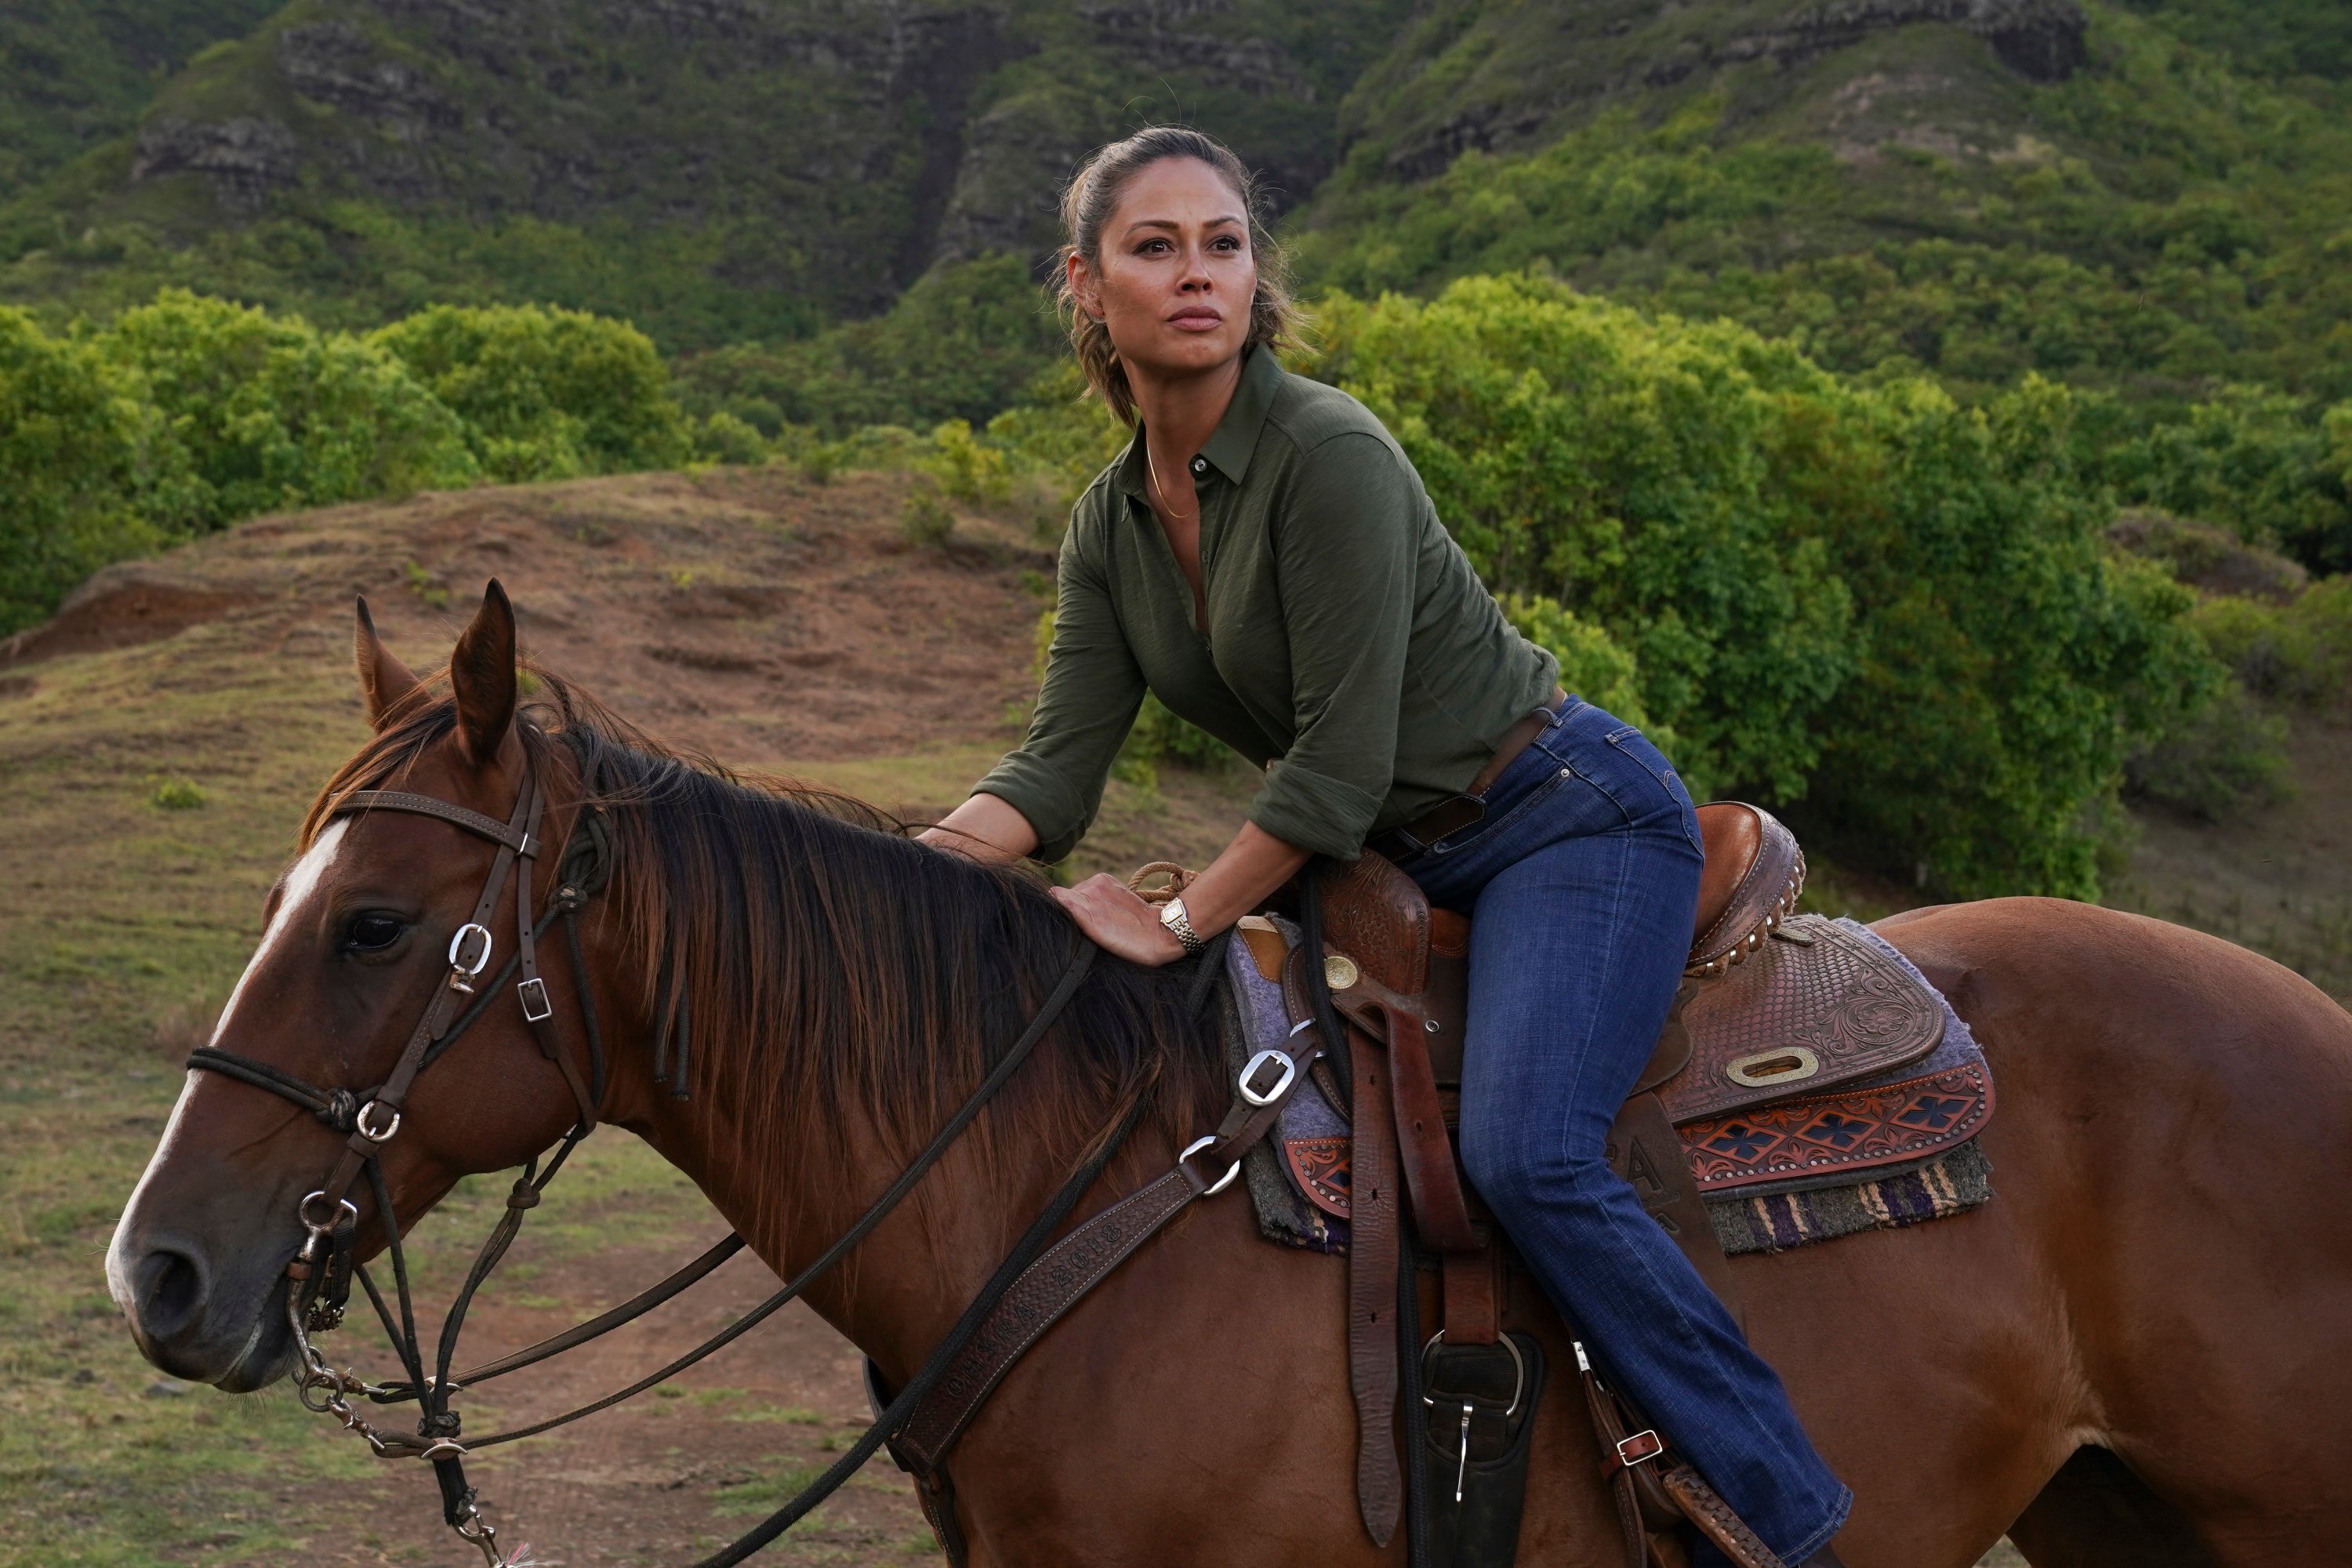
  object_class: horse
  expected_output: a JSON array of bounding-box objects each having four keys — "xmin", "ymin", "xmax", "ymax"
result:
[{"xmin": 107, "ymin": 583, "xmax": 2352, "ymax": 1566}]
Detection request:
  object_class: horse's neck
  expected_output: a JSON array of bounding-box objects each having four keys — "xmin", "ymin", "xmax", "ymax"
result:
[{"xmin": 616, "ymin": 996, "xmax": 1101, "ymax": 1383}]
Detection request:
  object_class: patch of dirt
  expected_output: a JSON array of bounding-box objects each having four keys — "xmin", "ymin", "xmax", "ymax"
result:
[
  {"xmin": 1, "ymin": 567, "xmax": 262, "ymax": 666},
  {"xmin": 20, "ymin": 468, "xmax": 1056, "ymax": 768},
  {"xmin": 2114, "ymin": 712, "xmax": 2352, "ymax": 1003}
]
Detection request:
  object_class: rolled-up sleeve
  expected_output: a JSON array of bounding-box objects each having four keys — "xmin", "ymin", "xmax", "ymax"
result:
[
  {"xmin": 1247, "ymin": 432, "xmax": 1416, "ymax": 859},
  {"xmin": 971, "ymin": 523, "xmax": 1145, "ymax": 862}
]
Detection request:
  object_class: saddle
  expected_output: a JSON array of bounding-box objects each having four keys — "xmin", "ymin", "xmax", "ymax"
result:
[{"xmin": 1238, "ymin": 803, "xmax": 1949, "ymax": 1567}]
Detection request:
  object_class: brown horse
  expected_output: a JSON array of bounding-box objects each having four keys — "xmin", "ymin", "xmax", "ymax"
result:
[{"xmin": 109, "ymin": 587, "xmax": 2352, "ymax": 1566}]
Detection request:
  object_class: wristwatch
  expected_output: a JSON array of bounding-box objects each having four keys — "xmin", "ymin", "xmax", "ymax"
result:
[{"xmin": 1159, "ymin": 895, "xmax": 1206, "ymax": 955}]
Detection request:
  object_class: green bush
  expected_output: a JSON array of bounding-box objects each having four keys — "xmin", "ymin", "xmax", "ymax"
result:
[
  {"xmin": 1311, "ymin": 274, "xmax": 2219, "ymax": 898},
  {"xmin": 690, "ymin": 410, "xmax": 772, "ymax": 466},
  {"xmin": 900, "ymin": 477, "xmax": 954, "ymax": 548},
  {"xmin": 0, "ymin": 306, "xmax": 174, "ymax": 633},
  {"xmin": 97, "ymin": 290, "xmax": 476, "ymax": 530},
  {"xmin": 1313, "ymin": 274, "xmax": 1856, "ymax": 802},
  {"xmin": 2192, "ymin": 577, "xmax": 2352, "ymax": 707},
  {"xmin": 1801, "ymin": 381, "xmax": 2221, "ymax": 898},
  {"xmin": 1496, "ymin": 593, "xmax": 1650, "ymax": 728},
  {"xmin": 2084, "ymin": 388, "xmax": 2352, "ymax": 573},
  {"xmin": 924, "ymin": 419, "xmax": 1012, "ymax": 506},
  {"xmin": 369, "ymin": 303, "xmax": 690, "ymax": 481},
  {"xmin": 2127, "ymin": 679, "xmax": 2294, "ymax": 820}
]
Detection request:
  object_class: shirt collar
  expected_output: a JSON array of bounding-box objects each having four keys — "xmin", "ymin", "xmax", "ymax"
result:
[{"xmin": 1112, "ymin": 344, "xmax": 1283, "ymax": 499}]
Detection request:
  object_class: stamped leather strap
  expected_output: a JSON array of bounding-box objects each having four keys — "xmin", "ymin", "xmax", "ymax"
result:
[
  {"xmin": 1658, "ymin": 1461, "xmax": 1790, "ymax": 1568},
  {"xmin": 893, "ymin": 1163, "xmax": 1198, "ymax": 1472},
  {"xmin": 1330, "ymin": 975, "xmax": 1480, "ymax": 1254},
  {"xmin": 891, "ymin": 1011, "xmax": 1323, "ymax": 1480},
  {"xmin": 1348, "ymin": 1012, "xmax": 1405, "ymax": 1548}
]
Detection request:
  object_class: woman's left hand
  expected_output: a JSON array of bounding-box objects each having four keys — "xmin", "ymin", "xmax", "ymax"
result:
[{"xmin": 1052, "ymin": 874, "xmax": 1189, "ymax": 966}]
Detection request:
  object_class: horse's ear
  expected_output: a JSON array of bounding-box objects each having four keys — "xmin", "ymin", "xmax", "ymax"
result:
[
  {"xmin": 354, "ymin": 597, "xmax": 422, "ymax": 731},
  {"xmin": 449, "ymin": 580, "xmax": 518, "ymax": 767}
]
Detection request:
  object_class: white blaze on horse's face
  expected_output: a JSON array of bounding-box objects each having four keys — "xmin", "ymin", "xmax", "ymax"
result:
[{"xmin": 106, "ymin": 821, "xmax": 350, "ymax": 1314}]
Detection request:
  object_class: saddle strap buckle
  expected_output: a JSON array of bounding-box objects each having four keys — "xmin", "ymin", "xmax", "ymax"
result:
[
  {"xmin": 1614, "ymin": 1428, "xmax": 1666, "ymax": 1470},
  {"xmin": 1237, "ymin": 1047, "xmax": 1298, "ymax": 1107}
]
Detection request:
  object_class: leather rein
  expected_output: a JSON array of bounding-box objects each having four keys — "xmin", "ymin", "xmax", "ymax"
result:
[{"xmin": 186, "ymin": 739, "xmax": 1301, "ymax": 1567}]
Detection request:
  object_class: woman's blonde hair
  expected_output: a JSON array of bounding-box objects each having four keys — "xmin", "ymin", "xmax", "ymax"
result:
[{"xmin": 1054, "ymin": 126, "xmax": 1305, "ymax": 427}]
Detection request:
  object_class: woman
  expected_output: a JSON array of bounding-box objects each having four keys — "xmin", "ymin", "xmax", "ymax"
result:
[{"xmin": 920, "ymin": 126, "xmax": 1851, "ymax": 1566}]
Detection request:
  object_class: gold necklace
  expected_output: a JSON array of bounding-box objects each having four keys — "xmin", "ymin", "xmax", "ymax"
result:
[{"xmin": 1146, "ymin": 445, "xmax": 1196, "ymax": 521}]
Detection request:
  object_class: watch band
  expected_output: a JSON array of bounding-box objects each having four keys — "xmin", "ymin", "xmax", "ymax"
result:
[{"xmin": 1160, "ymin": 895, "xmax": 1206, "ymax": 955}]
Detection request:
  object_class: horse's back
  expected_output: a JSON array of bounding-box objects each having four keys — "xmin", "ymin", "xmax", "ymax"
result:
[{"xmin": 1800, "ymin": 897, "xmax": 2352, "ymax": 1564}]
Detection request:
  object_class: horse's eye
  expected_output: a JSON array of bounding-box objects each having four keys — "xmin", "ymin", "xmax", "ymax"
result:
[{"xmin": 344, "ymin": 913, "xmax": 407, "ymax": 953}]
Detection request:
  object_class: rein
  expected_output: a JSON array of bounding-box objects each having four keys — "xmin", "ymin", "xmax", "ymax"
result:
[{"xmin": 183, "ymin": 743, "xmax": 1261, "ymax": 1566}]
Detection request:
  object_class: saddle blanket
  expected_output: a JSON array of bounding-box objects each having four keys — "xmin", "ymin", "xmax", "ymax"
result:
[{"xmin": 1222, "ymin": 916, "xmax": 1993, "ymax": 1261}]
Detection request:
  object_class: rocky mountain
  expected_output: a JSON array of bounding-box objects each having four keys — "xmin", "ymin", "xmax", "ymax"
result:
[
  {"xmin": 0, "ymin": 0, "xmax": 1405, "ymax": 345},
  {"xmin": 2, "ymin": 1, "xmax": 2345, "ymax": 404},
  {"xmin": 0, "ymin": 0, "xmax": 285, "ymax": 196}
]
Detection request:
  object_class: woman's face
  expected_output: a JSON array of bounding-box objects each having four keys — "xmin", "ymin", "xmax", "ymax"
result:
[{"xmin": 1070, "ymin": 156, "xmax": 1257, "ymax": 387}]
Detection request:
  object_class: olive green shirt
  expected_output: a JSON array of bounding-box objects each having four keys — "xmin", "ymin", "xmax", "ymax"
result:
[{"xmin": 975, "ymin": 347, "xmax": 1559, "ymax": 863}]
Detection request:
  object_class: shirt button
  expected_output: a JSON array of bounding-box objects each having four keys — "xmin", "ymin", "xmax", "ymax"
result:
[{"xmin": 1190, "ymin": 456, "xmax": 1207, "ymax": 475}]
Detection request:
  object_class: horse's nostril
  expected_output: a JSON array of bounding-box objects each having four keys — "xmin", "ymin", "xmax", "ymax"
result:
[{"xmin": 136, "ymin": 1246, "xmax": 210, "ymax": 1341}]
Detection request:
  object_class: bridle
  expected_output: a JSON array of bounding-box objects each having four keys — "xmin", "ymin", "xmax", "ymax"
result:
[
  {"xmin": 190, "ymin": 735, "xmax": 611, "ymax": 1562},
  {"xmin": 182, "ymin": 729, "xmax": 1272, "ymax": 1568}
]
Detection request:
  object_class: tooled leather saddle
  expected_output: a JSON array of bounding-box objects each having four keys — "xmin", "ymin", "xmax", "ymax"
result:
[{"xmin": 1236, "ymin": 802, "xmax": 1965, "ymax": 1566}]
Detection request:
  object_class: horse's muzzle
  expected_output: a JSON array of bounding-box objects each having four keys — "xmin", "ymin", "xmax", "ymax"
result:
[{"xmin": 111, "ymin": 1221, "xmax": 296, "ymax": 1392}]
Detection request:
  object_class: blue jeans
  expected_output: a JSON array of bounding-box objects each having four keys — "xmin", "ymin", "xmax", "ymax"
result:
[{"xmin": 1392, "ymin": 699, "xmax": 1850, "ymax": 1563}]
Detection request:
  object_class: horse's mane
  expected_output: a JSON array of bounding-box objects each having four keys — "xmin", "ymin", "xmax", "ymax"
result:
[{"xmin": 302, "ymin": 668, "xmax": 1228, "ymax": 1200}]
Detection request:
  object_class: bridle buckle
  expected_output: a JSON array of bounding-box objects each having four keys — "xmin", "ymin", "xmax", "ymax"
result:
[{"xmin": 516, "ymin": 976, "xmax": 553, "ymax": 1022}]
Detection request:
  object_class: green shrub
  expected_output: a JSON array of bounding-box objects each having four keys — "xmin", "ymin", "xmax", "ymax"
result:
[
  {"xmin": 1313, "ymin": 274, "xmax": 1856, "ymax": 802},
  {"xmin": 0, "ymin": 307, "xmax": 175, "ymax": 633},
  {"xmin": 2194, "ymin": 576, "xmax": 2352, "ymax": 707},
  {"xmin": 2127, "ymin": 680, "xmax": 2295, "ymax": 820},
  {"xmin": 690, "ymin": 411, "xmax": 772, "ymax": 466},
  {"xmin": 97, "ymin": 290, "xmax": 476, "ymax": 530},
  {"xmin": 1312, "ymin": 274, "xmax": 2218, "ymax": 897},
  {"xmin": 900, "ymin": 477, "xmax": 954, "ymax": 547},
  {"xmin": 924, "ymin": 419, "xmax": 1012, "ymax": 506},
  {"xmin": 2085, "ymin": 387, "xmax": 2352, "ymax": 573},
  {"xmin": 1496, "ymin": 593, "xmax": 1650, "ymax": 728},
  {"xmin": 148, "ymin": 779, "xmax": 208, "ymax": 811},
  {"xmin": 1801, "ymin": 381, "xmax": 2221, "ymax": 898},
  {"xmin": 369, "ymin": 303, "xmax": 690, "ymax": 481}
]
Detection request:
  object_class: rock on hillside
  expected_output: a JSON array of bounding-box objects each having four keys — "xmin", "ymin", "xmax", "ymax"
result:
[{"xmin": 1330, "ymin": 0, "xmax": 2089, "ymax": 186}]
